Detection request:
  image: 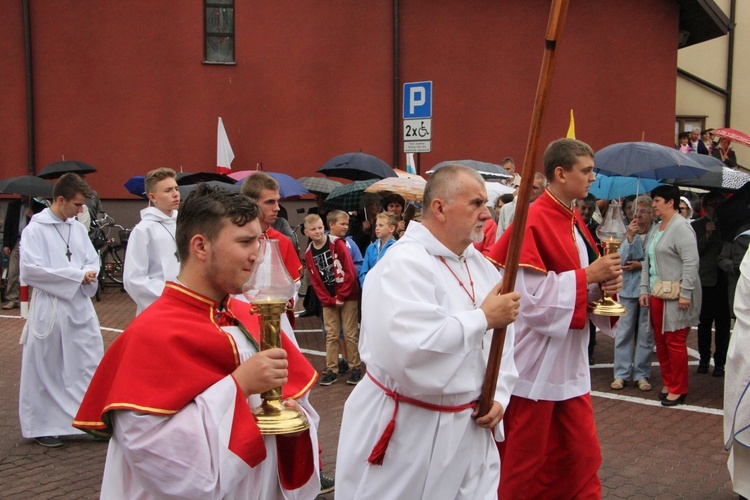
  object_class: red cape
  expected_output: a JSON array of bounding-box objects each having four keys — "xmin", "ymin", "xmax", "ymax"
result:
[
  {"xmin": 486, "ymin": 189, "xmax": 600, "ymax": 330},
  {"xmin": 73, "ymin": 283, "xmax": 318, "ymax": 469}
]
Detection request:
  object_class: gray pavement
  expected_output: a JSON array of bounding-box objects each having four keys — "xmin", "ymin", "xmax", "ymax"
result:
[{"xmin": 0, "ymin": 287, "xmax": 738, "ymax": 498}]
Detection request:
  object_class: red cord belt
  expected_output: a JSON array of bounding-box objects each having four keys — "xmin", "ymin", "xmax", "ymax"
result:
[{"xmin": 366, "ymin": 372, "xmax": 477, "ymax": 465}]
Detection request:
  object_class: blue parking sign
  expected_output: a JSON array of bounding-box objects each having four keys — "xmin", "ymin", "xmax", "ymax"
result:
[{"xmin": 403, "ymin": 81, "xmax": 432, "ymax": 119}]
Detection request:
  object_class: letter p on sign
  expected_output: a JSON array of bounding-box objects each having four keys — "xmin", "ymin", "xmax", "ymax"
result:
[
  {"xmin": 403, "ymin": 81, "xmax": 432, "ymax": 119},
  {"xmin": 409, "ymin": 87, "xmax": 425, "ymax": 114}
]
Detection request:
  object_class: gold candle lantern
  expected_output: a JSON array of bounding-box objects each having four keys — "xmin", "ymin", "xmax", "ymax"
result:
[
  {"xmin": 591, "ymin": 200, "xmax": 628, "ymax": 317},
  {"xmin": 242, "ymin": 238, "xmax": 309, "ymax": 435}
]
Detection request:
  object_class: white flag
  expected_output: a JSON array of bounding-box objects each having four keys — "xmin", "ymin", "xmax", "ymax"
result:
[
  {"xmin": 406, "ymin": 153, "xmax": 417, "ymax": 175},
  {"xmin": 217, "ymin": 117, "xmax": 234, "ymax": 174}
]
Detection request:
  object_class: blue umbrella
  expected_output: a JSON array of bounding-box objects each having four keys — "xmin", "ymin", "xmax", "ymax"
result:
[
  {"xmin": 589, "ymin": 174, "xmax": 661, "ymax": 200},
  {"xmin": 594, "ymin": 142, "xmax": 709, "ymax": 180},
  {"xmin": 231, "ymin": 171, "xmax": 310, "ymax": 198},
  {"xmin": 124, "ymin": 176, "xmax": 147, "ymax": 199}
]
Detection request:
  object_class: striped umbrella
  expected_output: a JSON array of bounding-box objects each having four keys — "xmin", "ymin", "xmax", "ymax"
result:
[
  {"xmin": 364, "ymin": 177, "xmax": 426, "ymax": 202},
  {"xmin": 297, "ymin": 176, "xmax": 343, "ymax": 194}
]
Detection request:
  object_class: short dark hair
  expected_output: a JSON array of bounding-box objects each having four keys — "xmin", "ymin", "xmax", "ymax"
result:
[
  {"xmin": 543, "ymin": 138, "xmax": 595, "ymax": 181},
  {"xmin": 577, "ymin": 193, "xmax": 597, "ymax": 205},
  {"xmin": 650, "ymin": 184, "xmax": 680, "ymax": 208},
  {"xmin": 53, "ymin": 173, "xmax": 92, "ymax": 200},
  {"xmin": 499, "ymin": 193, "xmax": 514, "ymax": 205},
  {"xmin": 241, "ymin": 172, "xmax": 279, "ymax": 201},
  {"xmin": 383, "ymin": 193, "xmax": 405, "ymax": 210},
  {"xmin": 176, "ymin": 184, "xmax": 259, "ymax": 263}
]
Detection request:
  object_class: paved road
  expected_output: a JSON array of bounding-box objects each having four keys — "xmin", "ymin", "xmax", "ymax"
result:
[{"xmin": 0, "ymin": 287, "xmax": 737, "ymax": 498}]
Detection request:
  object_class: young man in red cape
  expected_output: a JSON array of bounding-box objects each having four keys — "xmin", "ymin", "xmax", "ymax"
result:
[
  {"xmin": 487, "ymin": 138, "xmax": 623, "ymax": 498},
  {"xmin": 241, "ymin": 172, "xmax": 303, "ymax": 329},
  {"xmin": 74, "ymin": 184, "xmax": 320, "ymax": 499}
]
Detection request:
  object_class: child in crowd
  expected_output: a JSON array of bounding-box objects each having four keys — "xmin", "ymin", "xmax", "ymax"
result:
[
  {"xmin": 327, "ymin": 210, "xmax": 363, "ymax": 274},
  {"xmin": 359, "ymin": 212, "xmax": 398, "ymax": 288},
  {"xmin": 677, "ymin": 131, "xmax": 692, "ymax": 154},
  {"xmin": 326, "ymin": 210, "xmax": 363, "ymax": 375},
  {"xmin": 304, "ymin": 214, "xmax": 363, "ymax": 386}
]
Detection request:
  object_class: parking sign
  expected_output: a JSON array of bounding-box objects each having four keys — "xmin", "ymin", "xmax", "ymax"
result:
[{"xmin": 403, "ymin": 81, "xmax": 432, "ymax": 119}]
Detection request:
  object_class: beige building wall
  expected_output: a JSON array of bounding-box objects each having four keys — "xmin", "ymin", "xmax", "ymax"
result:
[{"xmin": 677, "ymin": 0, "xmax": 749, "ymax": 168}]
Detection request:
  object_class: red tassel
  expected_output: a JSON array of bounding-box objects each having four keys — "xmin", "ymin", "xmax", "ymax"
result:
[{"xmin": 367, "ymin": 418, "xmax": 396, "ymax": 466}]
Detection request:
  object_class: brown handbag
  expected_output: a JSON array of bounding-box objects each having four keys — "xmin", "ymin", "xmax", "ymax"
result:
[{"xmin": 652, "ymin": 280, "xmax": 681, "ymax": 300}]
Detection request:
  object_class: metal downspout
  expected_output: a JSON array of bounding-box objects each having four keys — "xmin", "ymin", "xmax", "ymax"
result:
[
  {"xmin": 23, "ymin": 0, "xmax": 35, "ymax": 175},
  {"xmin": 392, "ymin": 0, "xmax": 400, "ymax": 169},
  {"xmin": 725, "ymin": 0, "xmax": 735, "ymax": 126}
]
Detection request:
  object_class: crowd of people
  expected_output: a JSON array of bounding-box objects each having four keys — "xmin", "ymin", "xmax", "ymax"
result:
[{"xmin": 4, "ymin": 134, "xmax": 750, "ymax": 498}]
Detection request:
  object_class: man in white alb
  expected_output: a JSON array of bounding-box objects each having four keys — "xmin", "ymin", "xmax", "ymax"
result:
[
  {"xmin": 19, "ymin": 173, "xmax": 103, "ymax": 448},
  {"xmin": 336, "ymin": 164, "xmax": 520, "ymax": 499},
  {"xmin": 124, "ymin": 167, "xmax": 181, "ymax": 315}
]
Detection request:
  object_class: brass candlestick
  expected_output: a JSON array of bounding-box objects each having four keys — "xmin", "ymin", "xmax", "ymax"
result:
[
  {"xmin": 251, "ymin": 299, "xmax": 309, "ymax": 435},
  {"xmin": 244, "ymin": 239, "xmax": 309, "ymax": 435},
  {"xmin": 591, "ymin": 200, "xmax": 627, "ymax": 317}
]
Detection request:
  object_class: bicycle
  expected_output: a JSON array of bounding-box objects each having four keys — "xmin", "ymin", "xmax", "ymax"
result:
[{"xmin": 90, "ymin": 214, "xmax": 130, "ymax": 301}]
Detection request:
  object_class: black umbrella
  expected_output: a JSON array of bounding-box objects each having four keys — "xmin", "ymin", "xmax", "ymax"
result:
[
  {"xmin": 317, "ymin": 153, "xmax": 397, "ymax": 181},
  {"xmin": 665, "ymin": 166, "xmax": 749, "ymax": 192},
  {"xmin": 176, "ymin": 172, "xmax": 235, "ymax": 185},
  {"xmin": 178, "ymin": 180, "xmax": 241, "ymax": 199},
  {"xmin": 427, "ymin": 160, "xmax": 512, "ymax": 180},
  {"xmin": 37, "ymin": 160, "xmax": 97, "ymax": 179},
  {"xmin": 0, "ymin": 175, "xmax": 54, "ymax": 198}
]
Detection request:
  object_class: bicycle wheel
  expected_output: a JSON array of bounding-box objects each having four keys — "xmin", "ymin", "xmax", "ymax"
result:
[{"xmin": 102, "ymin": 245, "xmax": 125, "ymax": 285}]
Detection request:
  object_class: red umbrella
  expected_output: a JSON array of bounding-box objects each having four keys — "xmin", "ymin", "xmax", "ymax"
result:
[{"xmin": 712, "ymin": 128, "xmax": 750, "ymax": 147}]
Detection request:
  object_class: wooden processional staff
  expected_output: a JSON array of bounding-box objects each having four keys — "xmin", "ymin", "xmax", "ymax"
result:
[{"xmin": 477, "ymin": 0, "xmax": 571, "ymax": 418}]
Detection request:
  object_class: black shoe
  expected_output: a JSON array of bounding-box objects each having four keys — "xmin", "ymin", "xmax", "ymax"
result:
[
  {"xmin": 319, "ymin": 471, "xmax": 335, "ymax": 494},
  {"xmin": 697, "ymin": 364, "xmax": 709, "ymax": 374},
  {"xmin": 713, "ymin": 367, "xmax": 725, "ymax": 377},
  {"xmin": 34, "ymin": 436, "xmax": 63, "ymax": 448},
  {"xmin": 347, "ymin": 368, "xmax": 363, "ymax": 385},
  {"xmin": 298, "ymin": 310, "xmax": 316, "ymax": 318},
  {"xmin": 337, "ymin": 358, "xmax": 350, "ymax": 375},
  {"xmin": 319, "ymin": 370, "xmax": 337, "ymax": 386},
  {"xmin": 661, "ymin": 394, "xmax": 687, "ymax": 407},
  {"xmin": 659, "ymin": 391, "xmax": 669, "ymax": 401}
]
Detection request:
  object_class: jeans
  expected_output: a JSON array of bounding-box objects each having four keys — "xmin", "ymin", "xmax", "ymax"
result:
[{"xmin": 613, "ymin": 296, "xmax": 653, "ymax": 381}]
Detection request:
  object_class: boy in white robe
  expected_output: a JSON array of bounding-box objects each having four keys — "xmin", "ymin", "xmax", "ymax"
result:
[
  {"xmin": 336, "ymin": 165, "xmax": 521, "ymax": 499},
  {"xmin": 123, "ymin": 167, "xmax": 181, "ymax": 315},
  {"xmin": 19, "ymin": 173, "xmax": 103, "ymax": 448}
]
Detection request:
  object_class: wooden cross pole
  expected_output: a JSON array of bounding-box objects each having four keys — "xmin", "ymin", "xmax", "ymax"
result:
[{"xmin": 477, "ymin": 0, "xmax": 571, "ymax": 418}]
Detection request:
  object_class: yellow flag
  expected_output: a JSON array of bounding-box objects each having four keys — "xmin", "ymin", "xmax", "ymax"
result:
[{"xmin": 566, "ymin": 109, "xmax": 576, "ymax": 139}]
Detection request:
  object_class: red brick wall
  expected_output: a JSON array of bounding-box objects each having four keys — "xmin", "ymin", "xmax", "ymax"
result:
[{"xmin": 0, "ymin": 1, "xmax": 677, "ymax": 198}]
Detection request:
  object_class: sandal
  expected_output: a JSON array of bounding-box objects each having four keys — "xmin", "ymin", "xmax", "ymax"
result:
[
  {"xmin": 610, "ymin": 378, "xmax": 625, "ymax": 390},
  {"xmin": 636, "ymin": 379, "xmax": 652, "ymax": 391}
]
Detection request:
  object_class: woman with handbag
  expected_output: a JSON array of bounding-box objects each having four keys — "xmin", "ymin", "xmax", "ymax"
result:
[{"xmin": 639, "ymin": 185, "xmax": 702, "ymax": 407}]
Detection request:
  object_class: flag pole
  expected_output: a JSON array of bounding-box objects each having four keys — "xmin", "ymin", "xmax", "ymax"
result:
[{"xmin": 478, "ymin": 0, "xmax": 571, "ymax": 417}]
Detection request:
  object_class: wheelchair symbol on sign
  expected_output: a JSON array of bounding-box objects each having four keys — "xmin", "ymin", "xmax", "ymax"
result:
[{"xmin": 405, "ymin": 121, "xmax": 429, "ymax": 138}]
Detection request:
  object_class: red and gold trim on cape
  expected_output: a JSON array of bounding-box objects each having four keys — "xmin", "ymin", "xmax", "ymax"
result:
[
  {"xmin": 486, "ymin": 189, "xmax": 599, "ymax": 330},
  {"xmin": 73, "ymin": 282, "xmax": 317, "ymax": 468}
]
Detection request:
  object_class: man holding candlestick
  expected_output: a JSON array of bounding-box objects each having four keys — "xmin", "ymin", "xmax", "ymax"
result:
[
  {"xmin": 488, "ymin": 138, "xmax": 623, "ymax": 499},
  {"xmin": 74, "ymin": 185, "xmax": 320, "ymax": 499}
]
